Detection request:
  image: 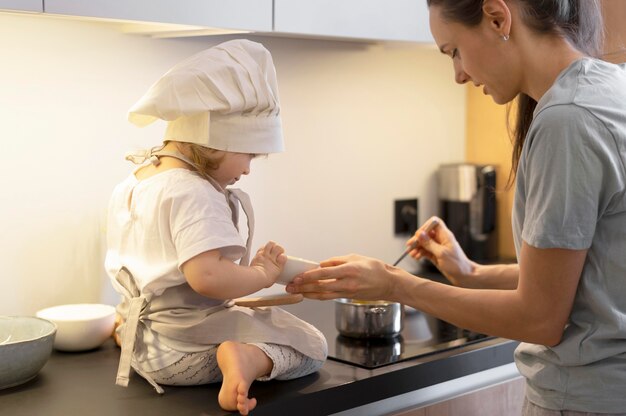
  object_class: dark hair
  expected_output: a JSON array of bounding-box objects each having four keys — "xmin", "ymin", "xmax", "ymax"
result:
[{"xmin": 427, "ymin": 0, "xmax": 604, "ymax": 187}]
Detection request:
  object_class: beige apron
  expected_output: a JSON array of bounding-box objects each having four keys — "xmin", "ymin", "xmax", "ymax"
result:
[{"xmin": 115, "ymin": 148, "xmax": 326, "ymax": 394}]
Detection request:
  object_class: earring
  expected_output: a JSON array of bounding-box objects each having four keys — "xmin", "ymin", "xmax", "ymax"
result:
[{"xmin": 502, "ymin": 34, "xmax": 510, "ymax": 41}]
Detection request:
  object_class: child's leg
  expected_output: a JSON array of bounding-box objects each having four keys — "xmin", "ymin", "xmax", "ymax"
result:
[
  {"xmin": 216, "ymin": 340, "xmax": 273, "ymax": 415},
  {"xmin": 249, "ymin": 343, "xmax": 324, "ymax": 380},
  {"xmin": 145, "ymin": 346, "xmax": 222, "ymax": 385}
]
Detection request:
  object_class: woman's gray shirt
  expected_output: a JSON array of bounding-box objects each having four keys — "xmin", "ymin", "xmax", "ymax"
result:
[{"xmin": 513, "ymin": 58, "xmax": 626, "ymax": 413}]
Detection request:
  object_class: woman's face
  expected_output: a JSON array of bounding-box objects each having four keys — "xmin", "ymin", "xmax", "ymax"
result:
[
  {"xmin": 211, "ymin": 151, "xmax": 255, "ymax": 188},
  {"xmin": 429, "ymin": 3, "xmax": 520, "ymax": 105}
]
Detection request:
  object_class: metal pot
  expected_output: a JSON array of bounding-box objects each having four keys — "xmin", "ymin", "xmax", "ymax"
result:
[{"xmin": 334, "ymin": 298, "xmax": 404, "ymax": 339}]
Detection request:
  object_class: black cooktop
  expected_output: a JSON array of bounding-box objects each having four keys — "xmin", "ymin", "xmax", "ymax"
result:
[{"xmin": 282, "ymin": 298, "xmax": 492, "ymax": 369}]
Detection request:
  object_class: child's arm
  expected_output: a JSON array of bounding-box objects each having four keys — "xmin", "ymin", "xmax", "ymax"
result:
[{"xmin": 182, "ymin": 241, "xmax": 286, "ymax": 300}]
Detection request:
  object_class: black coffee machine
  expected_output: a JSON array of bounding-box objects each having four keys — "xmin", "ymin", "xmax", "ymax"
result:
[{"xmin": 437, "ymin": 163, "xmax": 497, "ymax": 262}]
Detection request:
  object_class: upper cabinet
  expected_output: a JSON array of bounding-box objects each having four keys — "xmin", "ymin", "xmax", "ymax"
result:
[
  {"xmin": 601, "ymin": 0, "xmax": 626, "ymax": 63},
  {"xmin": 44, "ymin": 0, "xmax": 273, "ymax": 32},
  {"xmin": 274, "ymin": 0, "xmax": 433, "ymax": 43},
  {"xmin": 1, "ymin": 0, "xmax": 433, "ymax": 44},
  {"xmin": 0, "ymin": 0, "xmax": 42, "ymax": 13}
]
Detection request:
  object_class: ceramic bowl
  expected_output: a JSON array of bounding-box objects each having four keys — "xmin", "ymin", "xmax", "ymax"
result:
[
  {"xmin": 36, "ymin": 304, "xmax": 116, "ymax": 352},
  {"xmin": 0, "ymin": 316, "xmax": 56, "ymax": 390},
  {"xmin": 276, "ymin": 256, "xmax": 319, "ymax": 285}
]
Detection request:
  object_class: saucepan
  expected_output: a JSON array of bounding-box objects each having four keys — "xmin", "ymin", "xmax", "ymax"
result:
[{"xmin": 334, "ymin": 298, "xmax": 404, "ymax": 338}]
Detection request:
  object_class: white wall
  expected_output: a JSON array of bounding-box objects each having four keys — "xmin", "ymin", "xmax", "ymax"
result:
[{"xmin": 0, "ymin": 13, "xmax": 465, "ymax": 315}]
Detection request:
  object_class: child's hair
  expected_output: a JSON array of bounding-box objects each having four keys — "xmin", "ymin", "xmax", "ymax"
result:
[
  {"xmin": 168, "ymin": 141, "xmax": 266, "ymax": 181},
  {"xmin": 169, "ymin": 141, "xmax": 224, "ymax": 175}
]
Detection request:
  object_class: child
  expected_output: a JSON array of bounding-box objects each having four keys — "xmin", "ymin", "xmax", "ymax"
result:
[{"xmin": 105, "ymin": 39, "xmax": 327, "ymax": 416}]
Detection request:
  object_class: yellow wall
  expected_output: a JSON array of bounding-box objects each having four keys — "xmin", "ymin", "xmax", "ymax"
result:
[{"xmin": 465, "ymin": 85, "xmax": 516, "ymax": 259}]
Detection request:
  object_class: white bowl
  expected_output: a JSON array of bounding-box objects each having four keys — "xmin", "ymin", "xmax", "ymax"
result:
[
  {"xmin": 276, "ymin": 256, "xmax": 320, "ymax": 285},
  {"xmin": 36, "ymin": 304, "xmax": 116, "ymax": 352},
  {"xmin": 0, "ymin": 316, "xmax": 56, "ymax": 389}
]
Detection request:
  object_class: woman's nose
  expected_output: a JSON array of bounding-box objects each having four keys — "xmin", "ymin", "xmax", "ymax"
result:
[{"xmin": 453, "ymin": 61, "xmax": 470, "ymax": 84}]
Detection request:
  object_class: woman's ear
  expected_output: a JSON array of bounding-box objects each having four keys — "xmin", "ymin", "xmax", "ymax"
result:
[{"xmin": 482, "ymin": 0, "xmax": 512, "ymax": 38}]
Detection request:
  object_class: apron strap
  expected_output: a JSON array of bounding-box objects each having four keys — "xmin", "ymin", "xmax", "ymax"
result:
[
  {"xmin": 114, "ymin": 268, "xmax": 164, "ymax": 394},
  {"xmin": 227, "ymin": 189, "xmax": 255, "ymax": 267}
]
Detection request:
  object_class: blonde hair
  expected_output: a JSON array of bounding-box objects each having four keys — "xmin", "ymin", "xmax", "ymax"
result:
[
  {"xmin": 168, "ymin": 141, "xmax": 224, "ymax": 177},
  {"xmin": 164, "ymin": 141, "xmax": 266, "ymax": 182}
]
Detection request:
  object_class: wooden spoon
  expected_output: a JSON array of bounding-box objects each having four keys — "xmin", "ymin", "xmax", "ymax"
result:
[{"xmin": 233, "ymin": 293, "xmax": 304, "ymax": 307}]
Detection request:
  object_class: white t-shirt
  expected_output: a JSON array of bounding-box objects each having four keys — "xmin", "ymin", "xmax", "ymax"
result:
[{"xmin": 105, "ymin": 168, "xmax": 246, "ymax": 370}]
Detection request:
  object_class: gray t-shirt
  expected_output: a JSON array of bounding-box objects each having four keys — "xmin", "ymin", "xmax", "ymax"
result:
[{"xmin": 513, "ymin": 58, "xmax": 626, "ymax": 413}]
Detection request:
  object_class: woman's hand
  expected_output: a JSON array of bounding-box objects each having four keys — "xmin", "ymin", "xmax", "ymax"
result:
[
  {"xmin": 407, "ymin": 216, "xmax": 475, "ymax": 286},
  {"xmin": 250, "ymin": 241, "xmax": 287, "ymax": 287},
  {"xmin": 286, "ymin": 254, "xmax": 395, "ymax": 301}
]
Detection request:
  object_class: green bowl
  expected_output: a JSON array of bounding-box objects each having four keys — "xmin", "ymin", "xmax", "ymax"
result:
[{"xmin": 0, "ymin": 316, "xmax": 56, "ymax": 390}]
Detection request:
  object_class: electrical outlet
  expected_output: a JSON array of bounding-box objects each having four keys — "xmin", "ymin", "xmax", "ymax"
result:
[{"xmin": 394, "ymin": 198, "xmax": 418, "ymax": 236}]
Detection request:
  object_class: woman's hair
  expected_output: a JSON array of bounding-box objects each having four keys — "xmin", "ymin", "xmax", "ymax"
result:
[{"xmin": 427, "ymin": 0, "xmax": 604, "ymax": 186}]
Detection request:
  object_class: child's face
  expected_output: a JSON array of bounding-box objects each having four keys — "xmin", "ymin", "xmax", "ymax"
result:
[{"xmin": 211, "ymin": 151, "xmax": 255, "ymax": 188}]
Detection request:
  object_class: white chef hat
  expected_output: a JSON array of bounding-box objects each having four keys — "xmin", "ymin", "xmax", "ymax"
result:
[{"xmin": 128, "ymin": 39, "xmax": 284, "ymax": 154}]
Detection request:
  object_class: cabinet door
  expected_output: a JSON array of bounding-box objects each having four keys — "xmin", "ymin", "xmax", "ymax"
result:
[
  {"xmin": 274, "ymin": 0, "xmax": 433, "ymax": 43},
  {"xmin": 601, "ymin": 0, "xmax": 626, "ymax": 63},
  {"xmin": 44, "ymin": 0, "xmax": 272, "ymax": 32},
  {"xmin": 393, "ymin": 377, "xmax": 526, "ymax": 416},
  {"xmin": 0, "ymin": 0, "xmax": 42, "ymax": 12}
]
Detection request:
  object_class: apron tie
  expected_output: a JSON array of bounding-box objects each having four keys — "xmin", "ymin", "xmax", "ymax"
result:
[{"xmin": 114, "ymin": 268, "xmax": 164, "ymax": 394}]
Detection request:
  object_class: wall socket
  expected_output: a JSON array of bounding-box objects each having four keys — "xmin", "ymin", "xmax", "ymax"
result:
[{"xmin": 394, "ymin": 198, "xmax": 418, "ymax": 236}]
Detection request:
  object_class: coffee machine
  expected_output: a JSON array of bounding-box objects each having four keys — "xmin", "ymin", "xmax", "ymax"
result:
[{"xmin": 437, "ymin": 163, "xmax": 497, "ymax": 262}]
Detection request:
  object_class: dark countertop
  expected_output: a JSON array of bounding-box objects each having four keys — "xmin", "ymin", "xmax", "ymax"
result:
[{"xmin": 0, "ymin": 298, "xmax": 518, "ymax": 416}]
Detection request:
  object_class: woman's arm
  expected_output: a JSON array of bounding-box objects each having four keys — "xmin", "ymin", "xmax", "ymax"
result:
[
  {"xmin": 398, "ymin": 243, "xmax": 585, "ymax": 345},
  {"xmin": 407, "ymin": 217, "xmax": 519, "ymax": 290},
  {"xmin": 289, "ymin": 242, "xmax": 586, "ymax": 346},
  {"xmin": 456, "ymin": 262, "xmax": 520, "ymax": 289},
  {"xmin": 182, "ymin": 241, "xmax": 286, "ymax": 300}
]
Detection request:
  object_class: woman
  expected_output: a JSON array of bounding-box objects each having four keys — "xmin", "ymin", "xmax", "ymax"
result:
[{"xmin": 287, "ymin": 1, "xmax": 626, "ymax": 414}]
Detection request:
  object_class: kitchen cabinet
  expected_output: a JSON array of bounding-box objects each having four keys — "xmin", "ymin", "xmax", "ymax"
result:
[
  {"xmin": 1, "ymin": 0, "xmax": 434, "ymax": 43},
  {"xmin": 43, "ymin": 0, "xmax": 273, "ymax": 32},
  {"xmin": 392, "ymin": 376, "xmax": 525, "ymax": 415},
  {"xmin": 0, "ymin": 0, "xmax": 42, "ymax": 13},
  {"xmin": 274, "ymin": 0, "xmax": 433, "ymax": 43},
  {"xmin": 601, "ymin": 0, "xmax": 626, "ymax": 63}
]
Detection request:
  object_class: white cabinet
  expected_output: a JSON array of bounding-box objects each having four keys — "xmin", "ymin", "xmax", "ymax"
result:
[
  {"xmin": 0, "ymin": 0, "xmax": 42, "ymax": 12},
  {"xmin": 44, "ymin": 0, "xmax": 273, "ymax": 32},
  {"xmin": 274, "ymin": 0, "xmax": 433, "ymax": 43},
  {"xmin": 1, "ymin": 0, "xmax": 434, "ymax": 43}
]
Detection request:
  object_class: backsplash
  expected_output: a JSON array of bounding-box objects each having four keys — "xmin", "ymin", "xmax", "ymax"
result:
[{"xmin": 0, "ymin": 13, "xmax": 465, "ymax": 315}]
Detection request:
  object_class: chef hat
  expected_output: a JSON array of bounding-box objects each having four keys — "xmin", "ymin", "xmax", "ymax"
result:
[{"xmin": 128, "ymin": 39, "xmax": 284, "ymax": 154}]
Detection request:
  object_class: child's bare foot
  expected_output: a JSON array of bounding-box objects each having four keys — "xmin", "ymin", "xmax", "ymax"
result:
[{"xmin": 216, "ymin": 341, "xmax": 273, "ymax": 415}]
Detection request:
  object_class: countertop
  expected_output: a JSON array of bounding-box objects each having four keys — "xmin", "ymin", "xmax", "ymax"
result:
[{"xmin": 0, "ymin": 298, "xmax": 519, "ymax": 416}]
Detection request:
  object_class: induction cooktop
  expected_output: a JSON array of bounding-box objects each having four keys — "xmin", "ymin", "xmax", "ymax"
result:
[{"xmin": 283, "ymin": 300, "xmax": 492, "ymax": 369}]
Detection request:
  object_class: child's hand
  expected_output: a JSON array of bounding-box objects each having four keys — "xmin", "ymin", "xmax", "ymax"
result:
[{"xmin": 250, "ymin": 241, "xmax": 287, "ymax": 287}]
